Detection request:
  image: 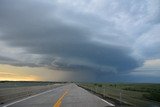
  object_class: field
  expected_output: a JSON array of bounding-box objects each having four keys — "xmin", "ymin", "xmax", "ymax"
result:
[
  {"xmin": 0, "ymin": 81, "xmax": 64, "ymax": 105},
  {"xmin": 79, "ymin": 83, "xmax": 160, "ymax": 107},
  {"xmin": 1, "ymin": 81, "xmax": 160, "ymax": 107},
  {"xmin": 0, "ymin": 81, "xmax": 66, "ymax": 88}
]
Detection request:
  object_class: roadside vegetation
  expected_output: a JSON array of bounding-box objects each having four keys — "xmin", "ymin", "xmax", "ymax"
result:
[
  {"xmin": 0, "ymin": 81, "xmax": 64, "ymax": 105},
  {"xmin": 0, "ymin": 81, "xmax": 66, "ymax": 88},
  {"xmin": 79, "ymin": 83, "xmax": 160, "ymax": 107}
]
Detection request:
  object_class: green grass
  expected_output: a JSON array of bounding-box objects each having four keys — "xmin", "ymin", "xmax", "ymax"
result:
[
  {"xmin": 79, "ymin": 83, "xmax": 160, "ymax": 107},
  {"xmin": 0, "ymin": 81, "xmax": 65, "ymax": 88}
]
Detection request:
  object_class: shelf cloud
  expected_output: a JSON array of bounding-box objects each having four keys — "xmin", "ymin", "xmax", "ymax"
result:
[{"xmin": 0, "ymin": 0, "xmax": 160, "ymax": 82}]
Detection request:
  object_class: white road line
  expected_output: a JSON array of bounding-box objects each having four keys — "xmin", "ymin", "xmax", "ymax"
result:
[
  {"xmin": 98, "ymin": 97, "xmax": 115, "ymax": 106},
  {"xmin": 78, "ymin": 85, "xmax": 115, "ymax": 106},
  {"xmin": 2, "ymin": 88, "xmax": 57, "ymax": 107}
]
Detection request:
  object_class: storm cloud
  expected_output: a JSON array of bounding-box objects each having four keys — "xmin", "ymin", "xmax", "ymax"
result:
[{"xmin": 0, "ymin": 0, "xmax": 160, "ymax": 82}]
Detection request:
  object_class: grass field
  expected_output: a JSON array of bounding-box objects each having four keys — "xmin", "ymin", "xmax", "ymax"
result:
[
  {"xmin": 1, "ymin": 81, "xmax": 160, "ymax": 107},
  {"xmin": 0, "ymin": 81, "xmax": 64, "ymax": 105},
  {"xmin": 0, "ymin": 81, "xmax": 65, "ymax": 88},
  {"xmin": 79, "ymin": 83, "xmax": 160, "ymax": 107}
]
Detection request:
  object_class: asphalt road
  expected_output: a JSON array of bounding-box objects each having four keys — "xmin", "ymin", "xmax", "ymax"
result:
[{"xmin": 2, "ymin": 84, "xmax": 114, "ymax": 107}]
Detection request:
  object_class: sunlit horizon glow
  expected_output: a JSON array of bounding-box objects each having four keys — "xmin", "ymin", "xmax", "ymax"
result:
[
  {"xmin": 0, "ymin": 0, "xmax": 160, "ymax": 82},
  {"xmin": 0, "ymin": 64, "xmax": 83, "ymax": 82},
  {"xmin": 0, "ymin": 64, "xmax": 40, "ymax": 81}
]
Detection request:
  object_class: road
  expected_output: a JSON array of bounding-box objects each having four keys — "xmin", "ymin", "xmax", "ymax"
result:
[{"xmin": 2, "ymin": 84, "xmax": 114, "ymax": 107}]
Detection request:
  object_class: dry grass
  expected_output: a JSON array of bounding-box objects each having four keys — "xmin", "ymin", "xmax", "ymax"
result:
[{"xmin": 0, "ymin": 83, "xmax": 62, "ymax": 105}]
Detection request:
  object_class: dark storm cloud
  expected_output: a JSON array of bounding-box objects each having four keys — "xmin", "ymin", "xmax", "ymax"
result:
[
  {"xmin": 0, "ymin": 0, "xmax": 142, "ymax": 78},
  {"xmin": 0, "ymin": 55, "xmax": 39, "ymax": 67},
  {"xmin": 0, "ymin": 56, "xmax": 16, "ymax": 62}
]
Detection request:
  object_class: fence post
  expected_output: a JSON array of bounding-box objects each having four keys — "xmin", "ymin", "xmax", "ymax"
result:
[
  {"xmin": 120, "ymin": 92, "xmax": 122, "ymax": 106},
  {"xmin": 103, "ymin": 88, "xmax": 105, "ymax": 97}
]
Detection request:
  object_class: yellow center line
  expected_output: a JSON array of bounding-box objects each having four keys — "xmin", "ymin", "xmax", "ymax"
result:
[{"xmin": 53, "ymin": 91, "xmax": 68, "ymax": 107}]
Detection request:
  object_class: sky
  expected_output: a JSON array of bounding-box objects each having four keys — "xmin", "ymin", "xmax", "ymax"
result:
[{"xmin": 0, "ymin": 0, "xmax": 160, "ymax": 82}]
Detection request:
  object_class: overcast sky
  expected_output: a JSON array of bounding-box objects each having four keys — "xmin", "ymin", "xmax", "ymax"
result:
[{"xmin": 0, "ymin": 0, "xmax": 160, "ymax": 82}]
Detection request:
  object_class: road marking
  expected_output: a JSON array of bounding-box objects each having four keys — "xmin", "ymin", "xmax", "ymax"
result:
[
  {"xmin": 53, "ymin": 91, "xmax": 68, "ymax": 107},
  {"xmin": 98, "ymin": 97, "xmax": 115, "ymax": 106},
  {"xmin": 78, "ymin": 85, "xmax": 115, "ymax": 106},
  {"xmin": 2, "ymin": 88, "xmax": 57, "ymax": 107}
]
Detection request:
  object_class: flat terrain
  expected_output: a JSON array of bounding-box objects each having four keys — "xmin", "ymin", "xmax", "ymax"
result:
[
  {"xmin": 1, "ymin": 84, "xmax": 114, "ymax": 107},
  {"xmin": 1, "ymin": 81, "xmax": 160, "ymax": 107},
  {"xmin": 0, "ymin": 82, "xmax": 63, "ymax": 105},
  {"xmin": 79, "ymin": 83, "xmax": 160, "ymax": 107},
  {"xmin": 0, "ymin": 81, "xmax": 63, "ymax": 88}
]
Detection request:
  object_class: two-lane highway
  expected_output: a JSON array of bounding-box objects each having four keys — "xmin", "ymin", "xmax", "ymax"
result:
[{"xmin": 2, "ymin": 84, "xmax": 114, "ymax": 107}]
